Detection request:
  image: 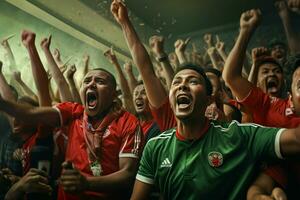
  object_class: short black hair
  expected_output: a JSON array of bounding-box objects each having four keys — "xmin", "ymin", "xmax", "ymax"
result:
[
  {"xmin": 256, "ymin": 56, "xmax": 283, "ymax": 72},
  {"xmin": 90, "ymin": 68, "xmax": 117, "ymax": 90},
  {"xmin": 175, "ymin": 63, "xmax": 213, "ymax": 96}
]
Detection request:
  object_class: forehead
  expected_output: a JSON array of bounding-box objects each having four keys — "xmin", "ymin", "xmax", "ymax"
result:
[
  {"xmin": 134, "ymin": 84, "xmax": 145, "ymax": 92},
  {"xmin": 259, "ymin": 63, "xmax": 281, "ymax": 70},
  {"xmin": 174, "ymin": 69, "xmax": 203, "ymax": 79},
  {"xmin": 272, "ymin": 44, "xmax": 285, "ymax": 49},
  {"xmin": 84, "ymin": 70, "xmax": 111, "ymax": 79}
]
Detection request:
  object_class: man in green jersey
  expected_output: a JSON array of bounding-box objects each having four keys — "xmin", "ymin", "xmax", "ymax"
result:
[{"xmin": 110, "ymin": 1, "xmax": 300, "ymax": 199}]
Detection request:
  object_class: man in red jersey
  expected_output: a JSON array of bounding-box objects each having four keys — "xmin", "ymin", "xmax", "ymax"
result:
[{"xmin": 0, "ymin": 68, "xmax": 142, "ymax": 200}]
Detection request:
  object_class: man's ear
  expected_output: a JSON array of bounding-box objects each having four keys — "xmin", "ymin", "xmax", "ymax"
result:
[{"xmin": 288, "ymin": 92, "xmax": 295, "ymax": 111}]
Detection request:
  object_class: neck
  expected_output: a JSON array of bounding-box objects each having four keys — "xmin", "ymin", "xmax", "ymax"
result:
[
  {"xmin": 177, "ymin": 115, "xmax": 207, "ymax": 140},
  {"xmin": 138, "ymin": 111, "xmax": 152, "ymax": 122}
]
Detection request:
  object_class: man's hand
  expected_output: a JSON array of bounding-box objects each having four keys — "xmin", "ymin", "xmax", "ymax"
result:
[
  {"xmin": 215, "ymin": 35, "xmax": 225, "ymax": 52},
  {"xmin": 53, "ymin": 48, "xmax": 61, "ymax": 61},
  {"xmin": 206, "ymin": 46, "xmax": 217, "ymax": 56},
  {"xmin": 40, "ymin": 36, "xmax": 52, "ymax": 51},
  {"xmin": 240, "ymin": 9, "xmax": 261, "ymax": 33},
  {"xmin": 251, "ymin": 47, "xmax": 269, "ymax": 64},
  {"xmin": 60, "ymin": 161, "xmax": 88, "ymax": 194},
  {"xmin": 1, "ymin": 168, "xmax": 20, "ymax": 185},
  {"xmin": 13, "ymin": 71, "xmax": 22, "ymax": 82},
  {"xmin": 104, "ymin": 47, "xmax": 117, "ymax": 64},
  {"xmin": 111, "ymin": 0, "xmax": 129, "ymax": 25},
  {"xmin": 123, "ymin": 61, "xmax": 133, "ymax": 73},
  {"xmin": 203, "ymin": 33, "xmax": 213, "ymax": 47},
  {"xmin": 66, "ymin": 64, "xmax": 76, "ymax": 79},
  {"xmin": 1, "ymin": 34, "xmax": 14, "ymax": 48},
  {"xmin": 275, "ymin": 0, "xmax": 289, "ymax": 19},
  {"xmin": 271, "ymin": 187, "xmax": 287, "ymax": 200},
  {"xmin": 288, "ymin": 0, "xmax": 300, "ymax": 14},
  {"xmin": 149, "ymin": 35, "xmax": 165, "ymax": 56},
  {"xmin": 174, "ymin": 38, "xmax": 191, "ymax": 54},
  {"xmin": 18, "ymin": 168, "xmax": 52, "ymax": 194},
  {"xmin": 21, "ymin": 30, "xmax": 36, "ymax": 48}
]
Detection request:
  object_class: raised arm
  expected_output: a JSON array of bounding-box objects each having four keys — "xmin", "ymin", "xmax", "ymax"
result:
[
  {"xmin": 149, "ymin": 35, "xmax": 174, "ymax": 89},
  {"xmin": 207, "ymin": 47, "xmax": 223, "ymax": 70},
  {"xmin": 123, "ymin": 61, "xmax": 138, "ymax": 93},
  {"xmin": 66, "ymin": 65, "xmax": 82, "ymax": 104},
  {"xmin": 215, "ymin": 35, "xmax": 228, "ymax": 62},
  {"xmin": 0, "ymin": 61, "xmax": 17, "ymax": 102},
  {"xmin": 21, "ymin": 30, "xmax": 52, "ymax": 107},
  {"xmin": 276, "ymin": 0, "xmax": 300, "ymax": 54},
  {"xmin": 104, "ymin": 47, "xmax": 135, "ymax": 113},
  {"xmin": 247, "ymin": 47, "xmax": 269, "ymax": 84},
  {"xmin": 40, "ymin": 36, "xmax": 73, "ymax": 102},
  {"xmin": 1, "ymin": 35, "xmax": 16, "ymax": 73},
  {"xmin": 174, "ymin": 38, "xmax": 190, "ymax": 64},
  {"xmin": 111, "ymin": 0, "xmax": 167, "ymax": 108},
  {"xmin": 222, "ymin": 9, "xmax": 261, "ymax": 100},
  {"xmin": 12, "ymin": 71, "xmax": 38, "ymax": 102}
]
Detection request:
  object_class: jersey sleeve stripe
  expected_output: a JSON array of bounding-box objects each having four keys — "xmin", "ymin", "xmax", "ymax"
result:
[
  {"xmin": 275, "ymin": 128, "xmax": 285, "ymax": 159},
  {"xmin": 53, "ymin": 106, "xmax": 63, "ymax": 127},
  {"xmin": 136, "ymin": 174, "xmax": 154, "ymax": 184},
  {"xmin": 119, "ymin": 153, "xmax": 139, "ymax": 158}
]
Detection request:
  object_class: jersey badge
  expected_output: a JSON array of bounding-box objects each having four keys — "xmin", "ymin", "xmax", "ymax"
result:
[{"xmin": 208, "ymin": 151, "xmax": 223, "ymax": 167}]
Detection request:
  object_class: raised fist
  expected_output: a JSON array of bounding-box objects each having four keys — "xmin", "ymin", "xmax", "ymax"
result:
[
  {"xmin": 288, "ymin": 0, "xmax": 300, "ymax": 14},
  {"xmin": 111, "ymin": 0, "xmax": 129, "ymax": 25},
  {"xmin": 215, "ymin": 35, "xmax": 225, "ymax": 52},
  {"xmin": 149, "ymin": 35, "xmax": 165, "ymax": 56},
  {"xmin": 53, "ymin": 48, "xmax": 61, "ymax": 61},
  {"xmin": 13, "ymin": 71, "xmax": 22, "ymax": 82},
  {"xmin": 206, "ymin": 46, "xmax": 217, "ymax": 56},
  {"xmin": 123, "ymin": 61, "xmax": 133, "ymax": 73},
  {"xmin": 174, "ymin": 38, "xmax": 190, "ymax": 53},
  {"xmin": 104, "ymin": 47, "xmax": 117, "ymax": 64},
  {"xmin": 21, "ymin": 30, "xmax": 36, "ymax": 48},
  {"xmin": 251, "ymin": 47, "xmax": 269, "ymax": 63},
  {"xmin": 1, "ymin": 34, "xmax": 14, "ymax": 48},
  {"xmin": 203, "ymin": 34, "xmax": 212, "ymax": 46},
  {"xmin": 40, "ymin": 35, "xmax": 52, "ymax": 51},
  {"xmin": 275, "ymin": 0, "xmax": 289, "ymax": 18},
  {"xmin": 240, "ymin": 9, "xmax": 261, "ymax": 32},
  {"xmin": 66, "ymin": 64, "xmax": 77, "ymax": 79}
]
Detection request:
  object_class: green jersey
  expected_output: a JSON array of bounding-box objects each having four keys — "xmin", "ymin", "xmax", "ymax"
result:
[{"xmin": 136, "ymin": 120, "xmax": 284, "ymax": 200}]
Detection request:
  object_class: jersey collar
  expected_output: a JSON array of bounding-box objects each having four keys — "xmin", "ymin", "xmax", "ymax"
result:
[{"xmin": 175, "ymin": 118, "xmax": 210, "ymax": 141}]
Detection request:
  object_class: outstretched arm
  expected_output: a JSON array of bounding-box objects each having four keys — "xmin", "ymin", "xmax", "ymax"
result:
[
  {"xmin": 1, "ymin": 35, "xmax": 16, "ymax": 73},
  {"xmin": 149, "ymin": 35, "xmax": 174, "ymax": 89},
  {"xmin": 21, "ymin": 30, "xmax": 52, "ymax": 107},
  {"xmin": 41, "ymin": 36, "xmax": 73, "ymax": 102},
  {"xmin": 174, "ymin": 38, "xmax": 190, "ymax": 64},
  {"xmin": 222, "ymin": 9, "xmax": 261, "ymax": 100},
  {"xmin": 111, "ymin": 0, "xmax": 167, "ymax": 108},
  {"xmin": 12, "ymin": 71, "xmax": 38, "ymax": 102},
  {"xmin": 0, "ymin": 61, "xmax": 16, "ymax": 102},
  {"xmin": 276, "ymin": 0, "xmax": 300, "ymax": 54},
  {"xmin": 66, "ymin": 65, "xmax": 82, "ymax": 104},
  {"xmin": 104, "ymin": 47, "xmax": 135, "ymax": 113},
  {"xmin": 123, "ymin": 61, "xmax": 138, "ymax": 93}
]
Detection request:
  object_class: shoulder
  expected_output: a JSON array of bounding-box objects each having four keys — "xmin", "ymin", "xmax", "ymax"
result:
[{"xmin": 146, "ymin": 128, "xmax": 175, "ymax": 146}]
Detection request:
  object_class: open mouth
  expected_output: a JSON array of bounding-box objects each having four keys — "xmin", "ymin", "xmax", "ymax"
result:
[
  {"xmin": 86, "ymin": 91, "xmax": 98, "ymax": 110},
  {"xmin": 176, "ymin": 94, "xmax": 191, "ymax": 109},
  {"xmin": 135, "ymin": 99, "xmax": 144, "ymax": 109},
  {"xmin": 266, "ymin": 79, "xmax": 278, "ymax": 94}
]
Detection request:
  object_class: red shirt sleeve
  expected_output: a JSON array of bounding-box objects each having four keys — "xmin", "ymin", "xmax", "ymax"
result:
[
  {"xmin": 264, "ymin": 164, "xmax": 287, "ymax": 188},
  {"xmin": 55, "ymin": 102, "xmax": 84, "ymax": 126},
  {"xmin": 118, "ymin": 112, "xmax": 143, "ymax": 158},
  {"xmin": 150, "ymin": 98, "xmax": 177, "ymax": 132},
  {"xmin": 238, "ymin": 86, "xmax": 271, "ymax": 119}
]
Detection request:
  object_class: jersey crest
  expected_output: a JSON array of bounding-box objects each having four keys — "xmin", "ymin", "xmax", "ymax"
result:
[{"xmin": 208, "ymin": 151, "xmax": 223, "ymax": 167}]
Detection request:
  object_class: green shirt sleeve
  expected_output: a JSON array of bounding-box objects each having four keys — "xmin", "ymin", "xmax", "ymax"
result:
[
  {"xmin": 239, "ymin": 123, "xmax": 284, "ymax": 161},
  {"xmin": 136, "ymin": 140, "xmax": 155, "ymax": 185}
]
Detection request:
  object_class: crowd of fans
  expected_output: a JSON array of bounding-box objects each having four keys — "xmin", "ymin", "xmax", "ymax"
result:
[{"xmin": 1, "ymin": 0, "xmax": 300, "ymax": 199}]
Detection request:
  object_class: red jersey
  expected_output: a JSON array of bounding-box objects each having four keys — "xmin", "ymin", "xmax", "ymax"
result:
[
  {"xmin": 150, "ymin": 99, "xmax": 176, "ymax": 132},
  {"xmin": 239, "ymin": 86, "xmax": 300, "ymax": 193},
  {"xmin": 238, "ymin": 86, "xmax": 300, "ymax": 128},
  {"xmin": 55, "ymin": 102, "xmax": 142, "ymax": 200}
]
